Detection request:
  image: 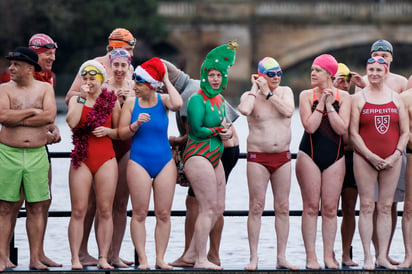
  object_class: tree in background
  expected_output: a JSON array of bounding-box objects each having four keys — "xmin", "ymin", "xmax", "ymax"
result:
[{"xmin": 0, "ymin": 0, "xmax": 168, "ymax": 96}]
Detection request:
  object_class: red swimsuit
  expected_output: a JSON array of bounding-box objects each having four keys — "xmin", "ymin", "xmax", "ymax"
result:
[
  {"xmin": 80, "ymin": 106, "xmax": 115, "ymax": 174},
  {"xmin": 358, "ymin": 91, "xmax": 399, "ymax": 158}
]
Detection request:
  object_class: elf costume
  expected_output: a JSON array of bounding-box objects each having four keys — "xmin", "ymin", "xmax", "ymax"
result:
[{"xmin": 183, "ymin": 41, "xmax": 237, "ymax": 167}]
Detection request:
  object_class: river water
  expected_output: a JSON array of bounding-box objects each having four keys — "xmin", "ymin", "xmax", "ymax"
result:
[{"xmin": 13, "ymin": 110, "xmax": 406, "ymax": 269}]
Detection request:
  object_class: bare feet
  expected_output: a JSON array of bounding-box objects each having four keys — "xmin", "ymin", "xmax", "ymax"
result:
[
  {"xmin": 324, "ymin": 257, "xmax": 339, "ymax": 269},
  {"xmin": 362, "ymin": 257, "xmax": 375, "ymax": 271},
  {"xmin": 276, "ymin": 258, "xmax": 298, "ymax": 270},
  {"xmin": 170, "ymin": 257, "xmax": 195, "ymax": 267},
  {"xmin": 155, "ymin": 262, "xmax": 173, "ymax": 270},
  {"xmin": 342, "ymin": 257, "xmax": 359, "ymax": 267},
  {"xmin": 6, "ymin": 259, "xmax": 16, "ymax": 268},
  {"xmin": 245, "ymin": 256, "xmax": 258, "ymax": 271},
  {"xmin": 97, "ymin": 257, "xmax": 114, "ymax": 270},
  {"xmin": 388, "ymin": 256, "xmax": 400, "ymax": 265},
  {"xmin": 29, "ymin": 261, "xmax": 49, "ymax": 270},
  {"xmin": 137, "ymin": 255, "xmax": 150, "ymax": 270},
  {"xmin": 71, "ymin": 261, "xmax": 83, "ymax": 270},
  {"xmin": 121, "ymin": 257, "xmax": 133, "ymax": 266},
  {"xmin": 376, "ymin": 258, "xmax": 397, "ymax": 270},
  {"xmin": 79, "ymin": 254, "xmax": 98, "ymax": 266},
  {"xmin": 306, "ymin": 260, "xmax": 322, "ymax": 270},
  {"xmin": 0, "ymin": 259, "xmax": 7, "ymax": 272},
  {"xmin": 40, "ymin": 255, "xmax": 62, "ymax": 267},
  {"xmin": 194, "ymin": 260, "xmax": 223, "ymax": 270},
  {"xmin": 110, "ymin": 258, "xmax": 129, "ymax": 268},
  {"xmin": 399, "ymin": 257, "xmax": 412, "ymax": 269},
  {"xmin": 207, "ymin": 254, "xmax": 221, "ymax": 266},
  {"xmin": 137, "ymin": 264, "xmax": 150, "ymax": 270}
]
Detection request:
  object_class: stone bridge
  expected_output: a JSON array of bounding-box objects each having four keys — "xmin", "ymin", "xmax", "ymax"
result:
[{"xmin": 157, "ymin": 0, "xmax": 412, "ymax": 94}]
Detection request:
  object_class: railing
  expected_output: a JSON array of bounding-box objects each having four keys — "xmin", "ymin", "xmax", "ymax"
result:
[{"xmin": 10, "ymin": 151, "xmax": 402, "ymax": 266}]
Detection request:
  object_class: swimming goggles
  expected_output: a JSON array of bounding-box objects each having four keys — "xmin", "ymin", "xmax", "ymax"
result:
[
  {"xmin": 132, "ymin": 73, "xmax": 147, "ymax": 83},
  {"xmin": 81, "ymin": 69, "xmax": 102, "ymax": 76},
  {"xmin": 371, "ymin": 44, "xmax": 392, "ymax": 53},
  {"xmin": 265, "ymin": 70, "xmax": 283, "ymax": 78},
  {"xmin": 109, "ymin": 38, "xmax": 136, "ymax": 47},
  {"xmin": 29, "ymin": 43, "xmax": 58, "ymax": 49},
  {"xmin": 109, "ymin": 49, "xmax": 131, "ymax": 63},
  {"xmin": 367, "ymin": 57, "xmax": 388, "ymax": 66}
]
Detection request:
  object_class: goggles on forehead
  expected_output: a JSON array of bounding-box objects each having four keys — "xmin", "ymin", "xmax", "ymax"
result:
[
  {"xmin": 110, "ymin": 49, "xmax": 129, "ymax": 57},
  {"xmin": 109, "ymin": 38, "xmax": 136, "ymax": 47},
  {"xmin": 265, "ymin": 70, "xmax": 283, "ymax": 78},
  {"xmin": 29, "ymin": 42, "xmax": 58, "ymax": 49},
  {"xmin": 371, "ymin": 44, "xmax": 392, "ymax": 53},
  {"xmin": 367, "ymin": 57, "xmax": 388, "ymax": 66},
  {"xmin": 109, "ymin": 49, "xmax": 131, "ymax": 63},
  {"xmin": 81, "ymin": 69, "xmax": 102, "ymax": 77},
  {"xmin": 132, "ymin": 73, "xmax": 146, "ymax": 83}
]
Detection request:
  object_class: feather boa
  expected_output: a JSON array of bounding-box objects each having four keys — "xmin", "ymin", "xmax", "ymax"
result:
[{"xmin": 71, "ymin": 88, "xmax": 117, "ymax": 168}]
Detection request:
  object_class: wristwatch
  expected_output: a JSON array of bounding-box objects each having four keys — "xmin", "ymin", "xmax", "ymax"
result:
[
  {"xmin": 266, "ymin": 91, "xmax": 273, "ymax": 100},
  {"xmin": 77, "ymin": 96, "xmax": 86, "ymax": 104}
]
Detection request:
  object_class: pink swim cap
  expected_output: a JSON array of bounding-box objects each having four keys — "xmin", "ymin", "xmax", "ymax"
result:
[
  {"xmin": 313, "ymin": 54, "xmax": 338, "ymax": 76},
  {"xmin": 29, "ymin": 34, "xmax": 57, "ymax": 54}
]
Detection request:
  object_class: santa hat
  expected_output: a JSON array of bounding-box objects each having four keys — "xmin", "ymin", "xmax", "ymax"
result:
[{"xmin": 133, "ymin": 57, "xmax": 165, "ymax": 89}]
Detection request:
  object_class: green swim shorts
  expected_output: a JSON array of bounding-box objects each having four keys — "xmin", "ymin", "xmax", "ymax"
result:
[{"xmin": 0, "ymin": 143, "xmax": 50, "ymax": 202}]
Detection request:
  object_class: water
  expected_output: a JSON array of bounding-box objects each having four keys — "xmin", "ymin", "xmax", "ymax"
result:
[{"xmin": 13, "ymin": 110, "xmax": 406, "ymax": 269}]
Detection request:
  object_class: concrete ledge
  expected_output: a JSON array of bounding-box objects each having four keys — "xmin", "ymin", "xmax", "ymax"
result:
[{"xmin": 4, "ymin": 265, "xmax": 412, "ymax": 274}]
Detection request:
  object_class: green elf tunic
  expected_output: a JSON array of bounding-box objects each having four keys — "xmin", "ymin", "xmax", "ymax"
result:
[
  {"xmin": 182, "ymin": 41, "xmax": 237, "ymax": 168},
  {"xmin": 183, "ymin": 89, "xmax": 226, "ymax": 167}
]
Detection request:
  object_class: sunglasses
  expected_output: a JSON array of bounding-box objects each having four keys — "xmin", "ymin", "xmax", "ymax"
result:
[
  {"xmin": 109, "ymin": 38, "xmax": 136, "ymax": 47},
  {"xmin": 29, "ymin": 42, "xmax": 58, "ymax": 49},
  {"xmin": 367, "ymin": 57, "xmax": 388, "ymax": 66},
  {"xmin": 266, "ymin": 70, "xmax": 283, "ymax": 78},
  {"xmin": 371, "ymin": 44, "xmax": 391, "ymax": 53},
  {"xmin": 81, "ymin": 69, "xmax": 102, "ymax": 77},
  {"xmin": 132, "ymin": 73, "xmax": 146, "ymax": 83}
]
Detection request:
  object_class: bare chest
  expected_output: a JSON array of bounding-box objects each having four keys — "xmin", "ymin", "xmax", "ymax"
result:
[{"xmin": 10, "ymin": 90, "xmax": 44, "ymax": 110}]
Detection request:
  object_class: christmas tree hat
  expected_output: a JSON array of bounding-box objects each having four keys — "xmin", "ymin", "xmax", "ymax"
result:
[{"xmin": 200, "ymin": 40, "xmax": 237, "ymax": 97}]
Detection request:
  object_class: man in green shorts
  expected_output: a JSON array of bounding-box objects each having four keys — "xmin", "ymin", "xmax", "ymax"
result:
[{"xmin": 0, "ymin": 47, "xmax": 57, "ymax": 272}]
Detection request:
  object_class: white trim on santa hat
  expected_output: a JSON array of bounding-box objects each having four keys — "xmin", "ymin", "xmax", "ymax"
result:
[{"xmin": 134, "ymin": 66, "xmax": 164, "ymax": 89}]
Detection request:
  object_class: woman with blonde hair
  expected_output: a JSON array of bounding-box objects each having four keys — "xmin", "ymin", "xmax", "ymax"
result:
[{"xmin": 66, "ymin": 60, "xmax": 121, "ymax": 270}]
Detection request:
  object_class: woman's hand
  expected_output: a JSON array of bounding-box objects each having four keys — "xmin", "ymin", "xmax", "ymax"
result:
[
  {"xmin": 219, "ymin": 119, "xmax": 233, "ymax": 141},
  {"xmin": 117, "ymin": 89, "xmax": 130, "ymax": 105},
  {"xmin": 80, "ymin": 84, "xmax": 90, "ymax": 97},
  {"xmin": 320, "ymin": 88, "xmax": 334, "ymax": 105},
  {"xmin": 92, "ymin": 126, "xmax": 110, "ymax": 137},
  {"xmin": 137, "ymin": 113, "xmax": 151, "ymax": 125},
  {"xmin": 383, "ymin": 152, "xmax": 402, "ymax": 170},
  {"xmin": 367, "ymin": 153, "xmax": 387, "ymax": 171}
]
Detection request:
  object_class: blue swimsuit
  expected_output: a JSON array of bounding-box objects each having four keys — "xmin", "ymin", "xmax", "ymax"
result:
[{"xmin": 130, "ymin": 93, "xmax": 172, "ymax": 178}]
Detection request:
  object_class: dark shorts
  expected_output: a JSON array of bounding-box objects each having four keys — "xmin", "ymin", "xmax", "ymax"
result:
[{"xmin": 188, "ymin": 145, "xmax": 240, "ymax": 198}]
